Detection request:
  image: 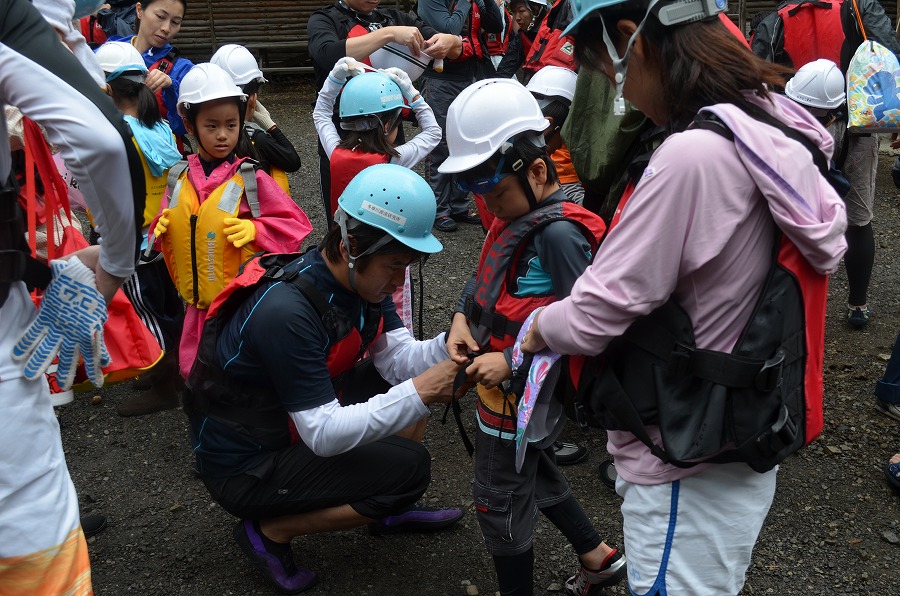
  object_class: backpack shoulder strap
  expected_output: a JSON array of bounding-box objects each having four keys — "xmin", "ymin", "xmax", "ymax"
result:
[
  {"xmin": 238, "ymin": 161, "xmax": 260, "ymax": 218},
  {"xmin": 166, "ymin": 159, "xmax": 189, "ymax": 198}
]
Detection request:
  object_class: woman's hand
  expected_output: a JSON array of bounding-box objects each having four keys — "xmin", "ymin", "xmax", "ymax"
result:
[
  {"xmin": 144, "ymin": 69, "xmax": 172, "ymax": 93},
  {"xmin": 520, "ymin": 309, "xmax": 547, "ymax": 353},
  {"xmin": 466, "ymin": 352, "xmax": 511, "ymax": 390},
  {"xmin": 446, "ymin": 312, "xmax": 479, "ymax": 364}
]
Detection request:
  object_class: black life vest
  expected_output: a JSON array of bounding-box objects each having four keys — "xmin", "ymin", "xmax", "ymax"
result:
[
  {"xmin": 566, "ymin": 104, "xmax": 831, "ymax": 473},
  {"xmin": 183, "ymin": 252, "xmax": 383, "ymax": 450}
]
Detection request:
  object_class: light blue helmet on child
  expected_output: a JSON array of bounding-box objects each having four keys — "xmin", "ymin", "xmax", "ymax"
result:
[
  {"xmin": 336, "ymin": 164, "xmax": 443, "ymax": 257},
  {"xmin": 339, "ymin": 72, "xmax": 405, "ymax": 131}
]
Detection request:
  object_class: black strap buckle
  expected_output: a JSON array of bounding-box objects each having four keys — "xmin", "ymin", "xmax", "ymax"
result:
[
  {"xmin": 755, "ymin": 348, "xmax": 785, "ymax": 392},
  {"xmin": 667, "ymin": 344, "xmax": 693, "ymax": 378}
]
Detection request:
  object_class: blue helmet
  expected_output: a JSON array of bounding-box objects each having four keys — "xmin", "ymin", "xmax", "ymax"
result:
[
  {"xmin": 339, "ymin": 72, "xmax": 405, "ymax": 131},
  {"xmin": 563, "ymin": 0, "xmax": 728, "ymax": 36},
  {"xmin": 337, "ymin": 164, "xmax": 443, "ymax": 256}
]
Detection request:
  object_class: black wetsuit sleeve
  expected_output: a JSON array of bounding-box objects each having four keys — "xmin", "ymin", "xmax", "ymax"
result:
[
  {"xmin": 495, "ymin": 27, "xmax": 524, "ymax": 78},
  {"xmin": 252, "ymin": 128, "xmax": 302, "ymax": 173}
]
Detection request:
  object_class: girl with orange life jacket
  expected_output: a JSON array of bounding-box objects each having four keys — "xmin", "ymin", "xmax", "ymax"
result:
[
  {"xmin": 150, "ymin": 63, "xmax": 313, "ymax": 379},
  {"xmin": 314, "ymin": 57, "xmax": 441, "ymax": 330},
  {"xmin": 440, "ymin": 78, "xmax": 624, "ymax": 596},
  {"xmin": 105, "ymin": 0, "xmax": 194, "ymax": 140},
  {"xmin": 95, "ymin": 41, "xmax": 185, "ymax": 416}
]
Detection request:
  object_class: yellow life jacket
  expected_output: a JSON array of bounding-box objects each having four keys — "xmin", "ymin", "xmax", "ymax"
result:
[
  {"xmin": 159, "ymin": 160, "xmax": 261, "ymax": 309},
  {"xmin": 269, "ymin": 165, "xmax": 290, "ymax": 195},
  {"xmin": 136, "ymin": 137, "xmax": 169, "ymax": 229}
]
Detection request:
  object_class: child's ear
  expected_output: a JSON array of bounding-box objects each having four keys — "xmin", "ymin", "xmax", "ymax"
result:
[
  {"xmin": 529, "ymin": 157, "xmax": 548, "ymax": 185},
  {"xmin": 179, "ymin": 108, "xmax": 194, "ymax": 136}
]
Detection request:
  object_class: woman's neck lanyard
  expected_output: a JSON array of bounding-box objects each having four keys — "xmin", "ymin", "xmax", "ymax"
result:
[{"xmin": 338, "ymin": 0, "xmax": 385, "ymax": 32}]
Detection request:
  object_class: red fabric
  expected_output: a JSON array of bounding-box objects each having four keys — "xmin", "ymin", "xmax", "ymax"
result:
[
  {"xmin": 485, "ymin": 9, "xmax": 512, "ymax": 56},
  {"xmin": 79, "ymin": 16, "xmax": 107, "ymax": 46},
  {"xmin": 523, "ymin": 0, "xmax": 577, "ymax": 73},
  {"xmin": 719, "ymin": 13, "xmax": 750, "ymax": 49},
  {"xmin": 778, "ymin": 0, "xmax": 844, "ymax": 67},
  {"xmin": 329, "ymin": 148, "xmax": 390, "ymax": 217},
  {"xmin": 453, "ymin": 1, "xmax": 488, "ymax": 62},
  {"xmin": 20, "ymin": 118, "xmax": 163, "ymax": 390}
]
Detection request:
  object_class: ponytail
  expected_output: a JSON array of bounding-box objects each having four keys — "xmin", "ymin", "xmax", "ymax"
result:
[{"xmin": 107, "ymin": 77, "xmax": 163, "ymax": 128}]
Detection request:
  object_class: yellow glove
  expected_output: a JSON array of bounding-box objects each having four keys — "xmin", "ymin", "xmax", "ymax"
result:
[
  {"xmin": 153, "ymin": 208, "xmax": 170, "ymax": 237},
  {"xmin": 223, "ymin": 217, "xmax": 257, "ymax": 248}
]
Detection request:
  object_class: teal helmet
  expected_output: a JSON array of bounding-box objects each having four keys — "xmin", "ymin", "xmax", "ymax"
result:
[
  {"xmin": 339, "ymin": 72, "xmax": 405, "ymax": 132},
  {"xmin": 562, "ymin": 0, "xmax": 728, "ymax": 115},
  {"xmin": 336, "ymin": 164, "xmax": 443, "ymax": 263},
  {"xmin": 563, "ymin": 0, "xmax": 728, "ymax": 35}
]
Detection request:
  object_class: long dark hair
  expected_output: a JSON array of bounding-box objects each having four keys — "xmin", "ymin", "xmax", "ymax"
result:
[
  {"xmin": 574, "ymin": 10, "xmax": 792, "ymax": 131},
  {"xmin": 107, "ymin": 77, "xmax": 162, "ymax": 128},
  {"xmin": 338, "ymin": 111, "xmax": 401, "ymax": 158}
]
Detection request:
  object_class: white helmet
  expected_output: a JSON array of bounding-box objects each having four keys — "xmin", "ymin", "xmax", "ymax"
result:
[
  {"xmin": 526, "ymin": 65, "xmax": 577, "ymax": 104},
  {"xmin": 95, "ymin": 41, "xmax": 148, "ymax": 83},
  {"xmin": 178, "ymin": 63, "xmax": 248, "ymax": 109},
  {"xmin": 439, "ymin": 78, "xmax": 549, "ymax": 173},
  {"xmin": 369, "ymin": 42, "xmax": 431, "ymax": 82},
  {"xmin": 211, "ymin": 44, "xmax": 267, "ymax": 87},
  {"xmin": 785, "ymin": 58, "xmax": 846, "ymax": 110}
]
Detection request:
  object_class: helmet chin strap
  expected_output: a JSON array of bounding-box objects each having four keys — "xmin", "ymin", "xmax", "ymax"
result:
[
  {"xmin": 600, "ymin": 0, "xmax": 661, "ymax": 116},
  {"xmin": 335, "ymin": 208, "xmax": 393, "ymax": 293}
]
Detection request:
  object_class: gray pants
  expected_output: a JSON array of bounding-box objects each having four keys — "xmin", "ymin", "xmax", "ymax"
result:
[{"xmin": 422, "ymin": 77, "xmax": 473, "ymax": 220}]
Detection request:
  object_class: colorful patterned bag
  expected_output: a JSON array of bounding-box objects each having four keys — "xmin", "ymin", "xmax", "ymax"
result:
[{"xmin": 846, "ymin": 0, "xmax": 900, "ymax": 131}]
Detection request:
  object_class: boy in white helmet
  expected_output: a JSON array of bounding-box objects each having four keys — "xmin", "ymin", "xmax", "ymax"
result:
[
  {"xmin": 211, "ymin": 43, "xmax": 301, "ymax": 193},
  {"xmin": 443, "ymin": 78, "xmax": 625, "ymax": 596}
]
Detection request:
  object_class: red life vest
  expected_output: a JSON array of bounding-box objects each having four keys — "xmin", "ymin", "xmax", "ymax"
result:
[
  {"xmin": 465, "ymin": 201, "xmax": 607, "ymax": 353},
  {"xmin": 149, "ymin": 50, "xmax": 179, "ymax": 126},
  {"xmin": 485, "ymin": 9, "xmax": 513, "ymax": 57},
  {"xmin": 184, "ymin": 252, "xmax": 384, "ymax": 449},
  {"xmin": 79, "ymin": 15, "xmax": 107, "ymax": 47},
  {"xmin": 778, "ymin": 0, "xmax": 845, "ymax": 68},
  {"xmin": 523, "ymin": 0, "xmax": 576, "ymax": 73},
  {"xmin": 329, "ymin": 148, "xmax": 390, "ymax": 219}
]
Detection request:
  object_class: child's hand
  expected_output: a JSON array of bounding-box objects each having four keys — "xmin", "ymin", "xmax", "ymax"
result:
[
  {"xmin": 383, "ymin": 67, "xmax": 419, "ymax": 103},
  {"xmin": 466, "ymin": 352, "xmax": 512, "ymax": 390},
  {"xmin": 328, "ymin": 57, "xmax": 366, "ymax": 85},
  {"xmin": 153, "ymin": 208, "xmax": 170, "ymax": 237},
  {"xmin": 252, "ymin": 101, "xmax": 276, "ymax": 131},
  {"xmin": 446, "ymin": 312, "xmax": 479, "ymax": 364},
  {"xmin": 223, "ymin": 217, "xmax": 257, "ymax": 248}
]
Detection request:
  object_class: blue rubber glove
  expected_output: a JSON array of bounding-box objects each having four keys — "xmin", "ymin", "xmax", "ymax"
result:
[{"xmin": 12, "ymin": 256, "xmax": 111, "ymax": 389}]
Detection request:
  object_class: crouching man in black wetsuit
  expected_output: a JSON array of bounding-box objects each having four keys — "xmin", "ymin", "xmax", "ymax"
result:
[{"xmin": 184, "ymin": 164, "xmax": 466, "ymax": 593}]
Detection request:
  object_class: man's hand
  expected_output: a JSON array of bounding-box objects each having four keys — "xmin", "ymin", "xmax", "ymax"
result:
[
  {"xmin": 423, "ymin": 33, "xmax": 463, "ymax": 60},
  {"xmin": 67, "ymin": 245, "xmax": 126, "ymax": 305},
  {"xmin": 12, "ymin": 256, "xmax": 111, "ymax": 389},
  {"xmin": 413, "ymin": 358, "xmax": 465, "ymax": 405},
  {"xmin": 144, "ymin": 69, "xmax": 172, "ymax": 93},
  {"xmin": 446, "ymin": 312, "xmax": 479, "ymax": 364},
  {"xmin": 466, "ymin": 352, "xmax": 511, "ymax": 390},
  {"xmin": 388, "ymin": 26, "xmax": 425, "ymax": 56}
]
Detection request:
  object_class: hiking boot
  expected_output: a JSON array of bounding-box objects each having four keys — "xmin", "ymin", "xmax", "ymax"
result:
[
  {"xmin": 117, "ymin": 355, "xmax": 183, "ymax": 417},
  {"xmin": 233, "ymin": 520, "xmax": 318, "ymax": 594},
  {"xmin": 434, "ymin": 216, "xmax": 458, "ymax": 233},
  {"xmin": 846, "ymin": 305, "xmax": 871, "ymax": 328},
  {"xmin": 451, "ymin": 209, "xmax": 481, "ymax": 225},
  {"xmin": 565, "ymin": 549, "xmax": 627, "ymax": 595},
  {"xmin": 368, "ymin": 505, "xmax": 463, "ymax": 536},
  {"xmin": 554, "ymin": 440, "xmax": 588, "ymax": 465},
  {"xmin": 875, "ymin": 398, "xmax": 900, "ymax": 423}
]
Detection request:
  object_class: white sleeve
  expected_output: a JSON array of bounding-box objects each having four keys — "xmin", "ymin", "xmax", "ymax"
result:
[
  {"xmin": 392, "ymin": 100, "xmax": 442, "ymax": 169},
  {"xmin": 0, "ymin": 43, "xmax": 136, "ymax": 278},
  {"xmin": 289, "ymin": 380, "xmax": 429, "ymax": 456},
  {"xmin": 313, "ymin": 76, "xmax": 343, "ymax": 159},
  {"xmin": 371, "ymin": 328, "xmax": 450, "ymax": 385}
]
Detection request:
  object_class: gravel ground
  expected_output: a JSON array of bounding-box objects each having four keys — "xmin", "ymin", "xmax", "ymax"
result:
[{"xmin": 61, "ymin": 78, "xmax": 900, "ymax": 595}]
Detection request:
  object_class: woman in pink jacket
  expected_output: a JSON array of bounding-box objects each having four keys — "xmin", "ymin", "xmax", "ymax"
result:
[{"xmin": 519, "ymin": 1, "xmax": 848, "ymax": 594}]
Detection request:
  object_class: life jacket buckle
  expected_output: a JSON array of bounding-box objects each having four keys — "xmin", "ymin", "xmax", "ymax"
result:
[
  {"xmin": 759, "ymin": 404, "xmax": 798, "ymax": 454},
  {"xmin": 667, "ymin": 344, "xmax": 693, "ymax": 378},
  {"xmin": 755, "ymin": 347, "xmax": 785, "ymax": 392}
]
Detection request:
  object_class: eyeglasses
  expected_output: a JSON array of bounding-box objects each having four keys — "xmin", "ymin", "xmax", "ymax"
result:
[{"xmin": 457, "ymin": 156, "xmax": 509, "ymax": 194}]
